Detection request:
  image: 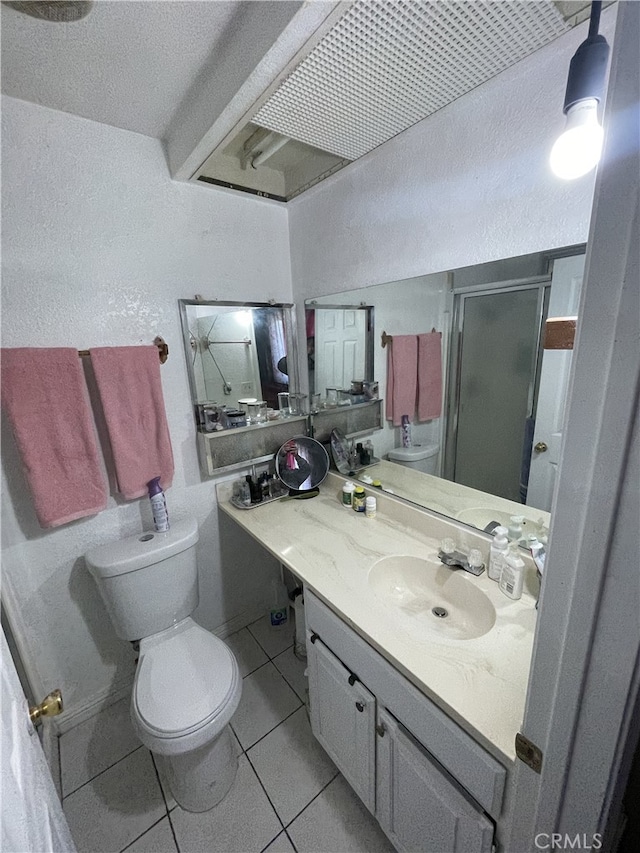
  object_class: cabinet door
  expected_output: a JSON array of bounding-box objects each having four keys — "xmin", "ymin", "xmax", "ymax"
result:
[
  {"xmin": 307, "ymin": 632, "xmax": 376, "ymax": 812},
  {"xmin": 376, "ymin": 709, "xmax": 494, "ymax": 853}
]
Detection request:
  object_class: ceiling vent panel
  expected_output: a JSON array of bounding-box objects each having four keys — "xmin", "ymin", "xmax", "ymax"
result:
[{"xmin": 252, "ymin": 0, "xmax": 570, "ymax": 161}]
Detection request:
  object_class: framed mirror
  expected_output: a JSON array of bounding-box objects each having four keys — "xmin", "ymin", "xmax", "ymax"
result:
[
  {"xmin": 179, "ymin": 300, "xmax": 303, "ymax": 475},
  {"xmin": 305, "ymin": 245, "xmax": 586, "ymax": 534}
]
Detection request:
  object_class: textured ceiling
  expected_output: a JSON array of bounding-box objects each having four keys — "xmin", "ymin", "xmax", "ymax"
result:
[{"xmin": 0, "ymin": 0, "xmax": 295, "ymax": 138}]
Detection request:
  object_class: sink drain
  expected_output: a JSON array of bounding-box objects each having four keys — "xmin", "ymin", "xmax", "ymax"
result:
[{"xmin": 432, "ymin": 606, "xmax": 449, "ymax": 618}]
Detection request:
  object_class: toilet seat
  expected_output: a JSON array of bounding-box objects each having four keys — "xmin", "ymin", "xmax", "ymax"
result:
[{"xmin": 132, "ymin": 618, "xmax": 241, "ymax": 756}]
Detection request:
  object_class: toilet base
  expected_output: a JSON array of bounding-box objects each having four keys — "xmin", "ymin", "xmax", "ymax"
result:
[{"xmin": 156, "ymin": 725, "xmax": 237, "ymax": 812}]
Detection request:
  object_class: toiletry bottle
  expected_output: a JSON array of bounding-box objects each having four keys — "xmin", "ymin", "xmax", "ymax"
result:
[
  {"xmin": 372, "ymin": 479, "xmax": 382, "ymax": 489},
  {"xmin": 239, "ymin": 479, "xmax": 251, "ymax": 507},
  {"xmin": 269, "ymin": 577, "xmax": 290, "ymax": 631},
  {"xmin": 488, "ymin": 526, "xmax": 509, "ymax": 581},
  {"xmin": 342, "ymin": 481, "xmax": 355, "ymax": 508},
  {"xmin": 499, "ymin": 545, "xmax": 525, "ymax": 600},
  {"xmin": 401, "ymin": 415, "xmax": 412, "ymax": 448},
  {"xmin": 259, "ymin": 472, "xmax": 270, "ymax": 500},
  {"xmin": 365, "ymin": 496, "xmax": 377, "ymax": 518},
  {"xmin": 147, "ymin": 477, "xmax": 169, "ymax": 532},
  {"xmin": 508, "ymin": 515, "xmax": 525, "ymax": 543},
  {"xmin": 364, "ymin": 440, "xmax": 374, "ymax": 463},
  {"xmin": 352, "ymin": 486, "xmax": 366, "ymax": 512}
]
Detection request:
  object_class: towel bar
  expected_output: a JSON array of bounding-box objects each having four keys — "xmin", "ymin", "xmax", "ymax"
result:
[{"xmin": 78, "ymin": 336, "xmax": 169, "ymax": 364}]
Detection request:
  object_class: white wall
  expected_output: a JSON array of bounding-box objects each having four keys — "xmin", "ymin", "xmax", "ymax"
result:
[
  {"xmin": 0, "ymin": 96, "xmax": 291, "ymax": 726},
  {"xmin": 288, "ymin": 8, "xmax": 616, "ymax": 303},
  {"xmin": 312, "ymin": 273, "xmax": 449, "ymax": 461}
]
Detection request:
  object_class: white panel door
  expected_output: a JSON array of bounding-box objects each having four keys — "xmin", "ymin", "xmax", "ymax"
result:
[
  {"xmin": 307, "ymin": 632, "xmax": 376, "ymax": 811},
  {"xmin": 527, "ymin": 254, "xmax": 585, "ymax": 511},
  {"xmin": 314, "ymin": 308, "xmax": 367, "ymax": 393},
  {"xmin": 376, "ymin": 708, "xmax": 494, "ymax": 853},
  {"xmin": 1, "ymin": 627, "xmax": 76, "ymax": 852}
]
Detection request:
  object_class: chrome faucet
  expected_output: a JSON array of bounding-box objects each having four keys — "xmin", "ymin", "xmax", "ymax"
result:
[{"xmin": 437, "ymin": 539, "xmax": 485, "ymax": 576}]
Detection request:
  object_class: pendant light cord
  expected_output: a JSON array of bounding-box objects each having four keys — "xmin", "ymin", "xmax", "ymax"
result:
[{"xmin": 588, "ymin": 1, "xmax": 602, "ymax": 39}]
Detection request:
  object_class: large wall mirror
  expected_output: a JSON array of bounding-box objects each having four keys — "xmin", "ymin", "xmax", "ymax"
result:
[{"xmin": 305, "ymin": 245, "xmax": 586, "ymax": 534}]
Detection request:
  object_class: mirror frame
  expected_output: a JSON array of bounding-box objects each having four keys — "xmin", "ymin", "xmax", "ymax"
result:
[{"xmin": 179, "ymin": 298, "xmax": 300, "ymax": 413}]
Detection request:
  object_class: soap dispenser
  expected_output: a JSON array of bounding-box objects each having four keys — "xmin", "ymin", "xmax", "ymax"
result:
[
  {"xmin": 499, "ymin": 544, "xmax": 525, "ymax": 600},
  {"xmin": 488, "ymin": 526, "xmax": 509, "ymax": 581}
]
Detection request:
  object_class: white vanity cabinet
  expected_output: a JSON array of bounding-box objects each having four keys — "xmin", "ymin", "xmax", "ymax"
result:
[
  {"xmin": 305, "ymin": 589, "xmax": 505, "ymax": 853},
  {"xmin": 307, "ymin": 635, "xmax": 376, "ymax": 811}
]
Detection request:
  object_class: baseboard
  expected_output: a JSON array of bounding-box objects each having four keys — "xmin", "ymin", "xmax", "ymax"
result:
[
  {"xmin": 55, "ymin": 676, "xmax": 134, "ymax": 735},
  {"xmin": 212, "ymin": 606, "xmax": 265, "ymax": 640}
]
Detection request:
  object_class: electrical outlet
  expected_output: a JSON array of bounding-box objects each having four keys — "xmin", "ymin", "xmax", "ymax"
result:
[{"xmin": 241, "ymin": 381, "xmax": 253, "ymax": 394}]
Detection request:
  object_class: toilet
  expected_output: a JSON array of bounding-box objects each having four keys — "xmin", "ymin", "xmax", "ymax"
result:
[
  {"xmin": 85, "ymin": 517, "xmax": 241, "ymax": 813},
  {"xmin": 387, "ymin": 443, "xmax": 440, "ymax": 475}
]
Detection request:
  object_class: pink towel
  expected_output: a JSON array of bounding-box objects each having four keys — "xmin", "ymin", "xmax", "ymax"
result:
[
  {"xmin": 1, "ymin": 348, "xmax": 108, "ymax": 528},
  {"xmin": 417, "ymin": 332, "xmax": 443, "ymax": 421},
  {"xmin": 385, "ymin": 335, "xmax": 418, "ymax": 427},
  {"xmin": 90, "ymin": 346, "xmax": 174, "ymax": 500}
]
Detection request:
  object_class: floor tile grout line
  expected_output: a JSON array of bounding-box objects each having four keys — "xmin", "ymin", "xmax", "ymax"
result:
[
  {"xmin": 150, "ymin": 752, "xmax": 173, "ymax": 815},
  {"xmin": 282, "ymin": 770, "xmax": 341, "ymax": 831},
  {"xmin": 240, "ymin": 702, "xmax": 304, "ymax": 753},
  {"xmin": 61, "ymin": 744, "xmax": 144, "ymax": 801},
  {"xmin": 244, "ymin": 749, "xmax": 287, "ymax": 840},
  {"xmin": 284, "ymin": 826, "xmax": 300, "ymax": 853},
  {"xmin": 166, "ymin": 808, "xmax": 181, "ymax": 853},
  {"xmin": 270, "ymin": 660, "xmax": 307, "ymax": 705},
  {"xmin": 118, "ymin": 815, "xmax": 169, "ymax": 853}
]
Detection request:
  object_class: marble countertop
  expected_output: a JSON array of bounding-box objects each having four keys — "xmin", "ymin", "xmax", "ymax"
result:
[
  {"xmin": 360, "ymin": 459, "xmax": 551, "ymax": 534},
  {"xmin": 218, "ymin": 473, "xmax": 537, "ymax": 765}
]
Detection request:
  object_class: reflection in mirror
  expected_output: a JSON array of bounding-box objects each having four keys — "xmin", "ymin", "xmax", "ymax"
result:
[
  {"xmin": 305, "ymin": 304, "xmax": 374, "ymax": 402},
  {"xmin": 306, "ymin": 246, "xmax": 586, "ymax": 531},
  {"xmin": 179, "ymin": 300, "xmax": 297, "ymax": 427}
]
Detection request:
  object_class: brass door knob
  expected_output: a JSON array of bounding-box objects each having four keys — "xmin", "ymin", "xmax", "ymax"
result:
[
  {"xmin": 534, "ymin": 442, "xmax": 548, "ymax": 453},
  {"xmin": 29, "ymin": 689, "xmax": 63, "ymax": 725}
]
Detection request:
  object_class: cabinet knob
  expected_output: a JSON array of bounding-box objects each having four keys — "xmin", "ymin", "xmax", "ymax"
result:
[
  {"xmin": 348, "ymin": 674, "xmax": 357, "ymax": 686},
  {"xmin": 534, "ymin": 441, "xmax": 548, "ymax": 453},
  {"xmin": 376, "ymin": 722, "xmax": 386, "ymax": 737},
  {"xmin": 355, "ymin": 701, "xmax": 365, "ymax": 712},
  {"xmin": 310, "ymin": 633, "xmax": 319, "ymax": 644}
]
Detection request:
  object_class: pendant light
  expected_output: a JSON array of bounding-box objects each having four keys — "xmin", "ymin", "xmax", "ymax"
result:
[{"xmin": 550, "ymin": 1, "xmax": 610, "ymax": 180}]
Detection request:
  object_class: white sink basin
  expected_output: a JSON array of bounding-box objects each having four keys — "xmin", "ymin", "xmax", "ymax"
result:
[{"xmin": 368, "ymin": 555, "xmax": 496, "ymax": 641}]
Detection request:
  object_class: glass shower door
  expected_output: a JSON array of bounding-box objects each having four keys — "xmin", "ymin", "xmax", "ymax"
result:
[{"xmin": 449, "ymin": 286, "xmax": 544, "ymax": 503}]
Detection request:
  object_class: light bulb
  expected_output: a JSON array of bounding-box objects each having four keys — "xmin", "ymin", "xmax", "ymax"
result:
[{"xmin": 550, "ymin": 98, "xmax": 604, "ymax": 180}]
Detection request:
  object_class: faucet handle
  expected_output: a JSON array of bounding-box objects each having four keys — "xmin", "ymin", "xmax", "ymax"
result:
[
  {"xmin": 441, "ymin": 537, "xmax": 456, "ymax": 554},
  {"xmin": 468, "ymin": 549, "xmax": 483, "ymax": 571}
]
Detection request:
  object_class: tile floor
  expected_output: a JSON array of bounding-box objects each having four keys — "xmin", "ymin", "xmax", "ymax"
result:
[{"xmin": 60, "ymin": 616, "xmax": 395, "ymax": 853}]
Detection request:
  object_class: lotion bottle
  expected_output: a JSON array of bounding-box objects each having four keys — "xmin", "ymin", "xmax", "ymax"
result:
[
  {"xmin": 499, "ymin": 545, "xmax": 525, "ymax": 600},
  {"xmin": 488, "ymin": 526, "xmax": 509, "ymax": 582}
]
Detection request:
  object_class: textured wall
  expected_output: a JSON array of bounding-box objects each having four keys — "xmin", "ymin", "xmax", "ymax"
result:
[
  {"xmin": 0, "ymin": 96, "xmax": 291, "ymax": 725},
  {"xmin": 288, "ymin": 8, "xmax": 617, "ymax": 305}
]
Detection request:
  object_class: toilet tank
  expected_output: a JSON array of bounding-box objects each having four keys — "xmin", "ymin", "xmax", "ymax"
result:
[
  {"xmin": 388, "ymin": 444, "xmax": 439, "ymax": 476},
  {"xmin": 85, "ymin": 517, "xmax": 199, "ymax": 641}
]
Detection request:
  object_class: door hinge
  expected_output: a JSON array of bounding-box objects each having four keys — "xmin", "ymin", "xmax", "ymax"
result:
[{"xmin": 515, "ymin": 732, "xmax": 543, "ymax": 773}]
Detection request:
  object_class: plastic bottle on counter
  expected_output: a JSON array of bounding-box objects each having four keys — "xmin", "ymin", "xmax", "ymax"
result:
[
  {"xmin": 342, "ymin": 481, "xmax": 356, "ymax": 508},
  {"xmin": 499, "ymin": 545, "xmax": 525, "ymax": 600},
  {"xmin": 147, "ymin": 477, "xmax": 169, "ymax": 532},
  {"xmin": 269, "ymin": 577, "xmax": 290, "ymax": 631},
  {"xmin": 507, "ymin": 515, "xmax": 525, "ymax": 543},
  {"xmin": 401, "ymin": 415, "xmax": 412, "ymax": 448},
  {"xmin": 488, "ymin": 526, "xmax": 509, "ymax": 582},
  {"xmin": 352, "ymin": 486, "xmax": 366, "ymax": 512},
  {"xmin": 365, "ymin": 496, "xmax": 377, "ymax": 518}
]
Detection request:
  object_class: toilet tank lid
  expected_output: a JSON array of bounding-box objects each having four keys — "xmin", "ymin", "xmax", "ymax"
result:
[
  {"xmin": 85, "ymin": 517, "xmax": 198, "ymax": 579},
  {"xmin": 388, "ymin": 444, "xmax": 439, "ymax": 462}
]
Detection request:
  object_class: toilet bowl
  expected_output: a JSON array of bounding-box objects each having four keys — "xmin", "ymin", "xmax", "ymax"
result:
[{"xmin": 85, "ymin": 517, "xmax": 242, "ymax": 812}]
